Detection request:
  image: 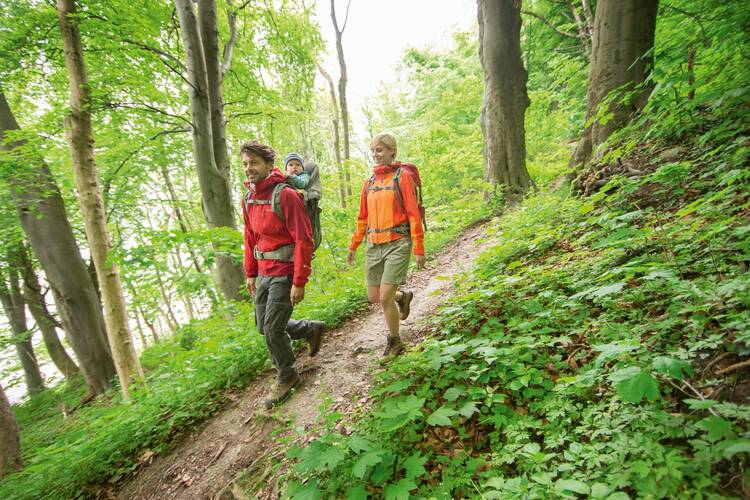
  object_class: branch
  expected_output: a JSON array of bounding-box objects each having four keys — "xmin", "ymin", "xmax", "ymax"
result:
[
  {"xmin": 103, "ymin": 126, "xmax": 191, "ymax": 219},
  {"xmin": 104, "ymin": 101, "xmax": 193, "ymax": 128},
  {"xmin": 121, "ymin": 38, "xmax": 185, "ymax": 71},
  {"xmin": 662, "ymin": 3, "xmax": 710, "ymax": 47},
  {"xmin": 717, "ymin": 359, "xmax": 750, "ymax": 376},
  {"xmin": 340, "ymin": 0, "xmax": 352, "ymax": 33},
  {"xmin": 581, "ymin": 0, "xmax": 593, "ymax": 34},
  {"xmin": 221, "ymin": 2, "xmax": 239, "ymax": 78},
  {"xmin": 521, "ymin": 10, "xmax": 578, "ymax": 40}
]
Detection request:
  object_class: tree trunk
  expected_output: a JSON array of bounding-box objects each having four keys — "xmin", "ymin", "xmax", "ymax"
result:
[
  {"xmin": 569, "ymin": 0, "xmax": 659, "ymax": 168},
  {"xmin": 160, "ymin": 164, "xmax": 203, "ymax": 273},
  {"xmin": 0, "ymin": 267, "xmax": 45, "ymax": 396},
  {"xmin": 317, "ymin": 64, "xmax": 347, "ymax": 209},
  {"xmin": 477, "ymin": 0, "xmax": 533, "ymax": 203},
  {"xmin": 0, "ymin": 91, "xmax": 114, "ymax": 396},
  {"xmin": 174, "ymin": 0, "xmax": 244, "ymax": 303},
  {"xmin": 17, "ymin": 246, "xmax": 79, "ymax": 381},
  {"xmin": 57, "ymin": 0, "xmax": 144, "ymax": 399},
  {"xmin": 0, "ymin": 383, "xmax": 22, "ymax": 477},
  {"xmin": 331, "ymin": 0, "xmax": 352, "ymax": 197}
]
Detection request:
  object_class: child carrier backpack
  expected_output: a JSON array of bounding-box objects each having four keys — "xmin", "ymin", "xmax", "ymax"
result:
[
  {"xmin": 243, "ymin": 162, "xmax": 323, "ymax": 259},
  {"xmin": 367, "ymin": 163, "xmax": 427, "ymax": 232}
]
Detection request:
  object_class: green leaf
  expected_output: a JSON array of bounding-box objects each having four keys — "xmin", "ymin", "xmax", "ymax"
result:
[
  {"xmin": 384, "ymin": 479, "xmax": 417, "ymax": 500},
  {"xmin": 444, "ymin": 386, "xmax": 466, "ymax": 401},
  {"xmin": 684, "ymin": 398, "xmax": 716, "ymax": 410},
  {"xmin": 653, "ymin": 356, "xmax": 693, "ymax": 380},
  {"xmin": 402, "ymin": 452, "xmax": 427, "ymax": 481},
  {"xmin": 722, "ymin": 439, "xmax": 750, "ymax": 458},
  {"xmin": 285, "ymin": 479, "xmax": 321, "ymax": 500},
  {"xmin": 318, "ymin": 447, "xmax": 345, "ymax": 471},
  {"xmin": 555, "ymin": 479, "xmax": 590, "ymax": 495},
  {"xmin": 610, "ymin": 367, "xmax": 660, "ymax": 403},
  {"xmin": 458, "ymin": 401, "xmax": 479, "ymax": 418},
  {"xmin": 352, "ymin": 452, "xmax": 383, "ymax": 479},
  {"xmin": 344, "ymin": 485, "xmax": 368, "ymax": 500},
  {"xmin": 590, "ymin": 483, "xmax": 611, "ymax": 498},
  {"xmin": 697, "ymin": 416, "xmax": 736, "ymax": 442},
  {"xmin": 427, "ymin": 406, "xmax": 459, "ymax": 426},
  {"xmin": 348, "ymin": 436, "xmax": 373, "ymax": 453}
]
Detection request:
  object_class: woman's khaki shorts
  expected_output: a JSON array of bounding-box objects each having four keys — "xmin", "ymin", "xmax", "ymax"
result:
[{"xmin": 365, "ymin": 237, "xmax": 412, "ymax": 286}]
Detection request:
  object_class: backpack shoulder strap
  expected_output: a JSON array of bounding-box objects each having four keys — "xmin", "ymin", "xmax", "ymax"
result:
[
  {"xmin": 393, "ymin": 167, "xmax": 405, "ymax": 210},
  {"xmin": 271, "ymin": 183, "xmax": 290, "ymax": 223}
]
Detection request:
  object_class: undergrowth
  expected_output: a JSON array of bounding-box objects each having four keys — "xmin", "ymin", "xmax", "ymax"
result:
[
  {"xmin": 0, "ymin": 190, "xmax": 489, "ymax": 499},
  {"xmin": 282, "ymin": 117, "xmax": 750, "ymax": 498}
]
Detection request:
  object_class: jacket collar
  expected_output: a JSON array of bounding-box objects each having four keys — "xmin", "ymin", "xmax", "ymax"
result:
[{"xmin": 373, "ymin": 161, "xmax": 401, "ymax": 176}]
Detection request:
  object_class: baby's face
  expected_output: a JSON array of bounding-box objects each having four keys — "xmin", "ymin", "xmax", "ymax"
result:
[{"xmin": 286, "ymin": 159, "xmax": 303, "ymax": 175}]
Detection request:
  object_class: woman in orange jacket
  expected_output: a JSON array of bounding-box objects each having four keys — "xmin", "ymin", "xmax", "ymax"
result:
[{"xmin": 348, "ymin": 133, "xmax": 425, "ymax": 359}]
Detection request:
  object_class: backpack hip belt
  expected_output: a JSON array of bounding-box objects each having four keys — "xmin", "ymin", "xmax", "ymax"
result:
[
  {"xmin": 366, "ymin": 222, "xmax": 410, "ymax": 236},
  {"xmin": 253, "ymin": 244, "xmax": 295, "ymax": 262}
]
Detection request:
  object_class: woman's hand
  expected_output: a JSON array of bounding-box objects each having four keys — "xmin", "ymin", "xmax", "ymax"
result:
[
  {"xmin": 246, "ymin": 277, "xmax": 257, "ymax": 296},
  {"xmin": 415, "ymin": 254, "xmax": 426, "ymax": 270},
  {"xmin": 347, "ymin": 250, "xmax": 356, "ymax": 266}
]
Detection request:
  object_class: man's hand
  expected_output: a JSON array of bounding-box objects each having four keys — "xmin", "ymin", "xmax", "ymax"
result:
[
  {"xmin": 246, "ymin": 277, "xmax": 256, "ymax": 296},
  {"xmin": 415, "ymin": 254, "xmax": 426, "ymax": 270},
  {"xmin": 290, "ymin": 285, "xmax": 305, "ymax": 305},
  {"xmin": 347, "ymin": 250, "xmax": 356, "ymax": 266}
]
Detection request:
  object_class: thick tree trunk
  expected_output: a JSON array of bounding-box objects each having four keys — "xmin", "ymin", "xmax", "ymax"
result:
[
  {"xmin": 331, "ymin": 0, "xmax": 352, "ymax": 197},
  {"xmin": 0, "ymin": 269, "xmax": 45, "ymax": 396},
  {"xmin": 477, "ymin": 0, "xmax": 532, "ymax": 203},
  {"xmin": 0, "ymin": 383, "xmax": 22, "ymax": 477},
  {"xmin": 570, "ymin": 0, "xmax": 659, "ymax": 168},
  {"xmin": 317, "ymin": 64, "xmax": 347, "ymax": 209},
  {"xmin": 18, "ymin": 246, "xmax": 79, "ymax": 380},
  {"xmin": 57, "ymin": 0, "xmax": 144, "ymax": 399},
  {"xmin": 174, "ymin": 0, "xmax": 244, "ymax": 302},
  {"xmin": 0, "ymin": 91, "xmax": 115, "ymax": 396}
]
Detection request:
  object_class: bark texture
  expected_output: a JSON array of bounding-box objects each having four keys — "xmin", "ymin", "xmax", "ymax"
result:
[
  {"xmin": 57, "ymin": 0, "xmax": 143, "ymax": 398},
  {"xmin": 18, "ymin": 246, "xmax": 79, "ymax": 380},
  {"xmin": 0, "ymin": 90, "xmax": 115, "ymax": 396},
  {"xmin": 0, "ymin": 268, "xmax": 45, "ymax": 396},
  {"xmin": 0, "ymin": 383, "xmax": 22, "ymax": 477},
  {"xmin": 570, "ymin": 0, "xmax": 659, "ymax": 168},
  {"xmin": 477, "ymin": 0, "xmax": 533, "ymax": 203},
  {"xmin": 175, "ymin": 0, "xmax": 244, "ymax": 302},
  {"xmin": 317, "ymin": 64, "xmax": 347, "ymax": 209}
]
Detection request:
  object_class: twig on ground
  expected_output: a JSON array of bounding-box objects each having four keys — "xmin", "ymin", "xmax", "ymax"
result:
[{"xmin": 717, "ymin": 359, "xmax": 750, "ymax": 376}]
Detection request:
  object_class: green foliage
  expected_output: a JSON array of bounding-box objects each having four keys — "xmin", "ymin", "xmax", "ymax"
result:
[{"xmin": 281, "ymin": 81, "xmax": 750, "ymax": 498}]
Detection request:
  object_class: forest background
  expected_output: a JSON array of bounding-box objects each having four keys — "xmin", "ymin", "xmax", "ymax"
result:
[{"xmin": 0, "ymin": 0, "xmax": 748, "ymax": 498}]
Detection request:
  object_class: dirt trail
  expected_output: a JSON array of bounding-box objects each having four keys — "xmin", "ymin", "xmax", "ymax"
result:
[{"xmin": 116, "ymin": 221, "xmax": 496, "ymax": 499}]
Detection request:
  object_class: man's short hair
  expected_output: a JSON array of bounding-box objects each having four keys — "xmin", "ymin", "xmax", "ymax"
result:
[{"xmin": 240, "ymin": 140, "xmax": 276, "ymax": 164}]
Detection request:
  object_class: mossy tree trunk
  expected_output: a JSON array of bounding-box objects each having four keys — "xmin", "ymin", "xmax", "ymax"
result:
[{"xmin": 57, "ymin": 0, "xmax": 144, "ymax": 399}]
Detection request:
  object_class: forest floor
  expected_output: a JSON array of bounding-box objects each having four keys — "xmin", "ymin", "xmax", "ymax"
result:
[{"xmin": 116, "ymin": 220, "xmax": 497, "ymax": 500}]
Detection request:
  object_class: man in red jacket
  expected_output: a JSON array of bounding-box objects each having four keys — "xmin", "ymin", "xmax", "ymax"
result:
[{"xmin": 241, "ymin": 140, "xmax": 325, "ymax": 409}]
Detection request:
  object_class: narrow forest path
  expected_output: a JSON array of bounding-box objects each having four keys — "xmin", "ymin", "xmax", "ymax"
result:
[{"xmin": 116, "ymin": 220, "xmax": 497, "ymax": 500}]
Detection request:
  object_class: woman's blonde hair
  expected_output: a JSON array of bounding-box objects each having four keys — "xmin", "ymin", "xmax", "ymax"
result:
[{"xmin": 370, "ymin": 132, "xmax": 397, "ymax": 153}]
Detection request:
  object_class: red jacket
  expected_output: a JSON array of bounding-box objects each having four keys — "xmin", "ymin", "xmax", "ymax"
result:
[{"xmin": 242, "ymin": 169, "xmax": 313, "ymax": 287}]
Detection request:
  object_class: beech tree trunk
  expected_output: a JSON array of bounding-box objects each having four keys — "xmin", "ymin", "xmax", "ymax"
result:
[
  {"xmin": 57, "ymin": 0, "xmax": 144, "ymax": 399},
  {"xmin": 17, "ymin": 246, "xmax": 79, "ymax": 381},
  {"xmin": 174, "ymin": 0, "xmax": 244, "ymax": 302},
  {"xmin": 0, "ymin": 90, "xmax": 115, "ymax": 396},
  {"xmin": 331, "ymin": 0, "xmax": 352, "ymax": 197},
  {"xmin": 318, "ymin": 64, "xmax": 347, "ymax": 209},
  {"xmin": 477, "ymin": 0, "xmax": 533, "ymax": 203},
  {"xmin": 0, "ymin": 268, "xmax": 45, "ymax": 396},
  {"xmin": 0, "ymin": 383, "xmax": 22, "ymax": 478},
  {"xmin": 570, "ymin": 0, "xmax": 659, "ymax": 168}
]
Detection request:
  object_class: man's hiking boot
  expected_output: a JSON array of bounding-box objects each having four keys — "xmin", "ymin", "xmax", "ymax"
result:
[
  {"xmin": 381, "ymin": 336, "xmax": 405, "ymax": 360},
  {"xmin": 396, "ymin": 291, "xmax": 413, "ymax": 321},
  {"xmin": 263, "ymin": 374, "xmax": 302, "ymax": 409},
  {"xmin": 308, "ymin": 321, "xmax": 325, "ymax": 357}
]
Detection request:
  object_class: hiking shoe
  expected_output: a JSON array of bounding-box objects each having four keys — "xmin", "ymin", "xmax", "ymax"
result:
[
  {"xmin": 263, "ymin": 374, "xmax": 302, "ymax": 409},
  {"xmin": 396, "ymin": 291, "xmax": 413, "ymax": 321},
  {"xmin": 307, "ymin": 321, "xmax": 325, "ymax": 357},
  {"xmin": 381, "ymin": 336, "xmax": 405, "ymax": 359}
]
